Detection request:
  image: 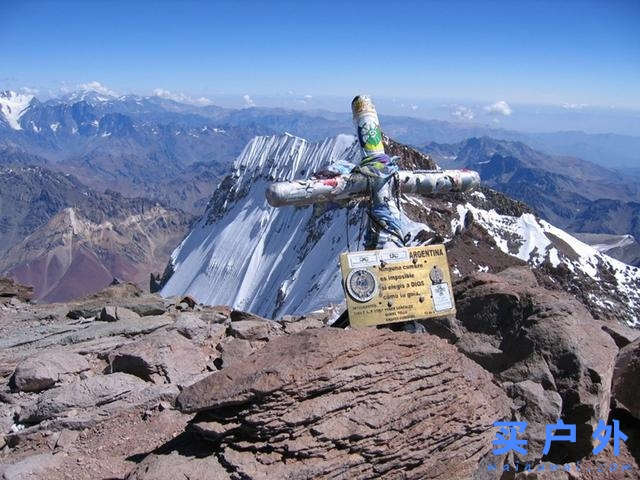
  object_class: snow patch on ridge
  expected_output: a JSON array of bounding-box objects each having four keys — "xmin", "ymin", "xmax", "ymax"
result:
[
  {"xmin": 453, "ymin": 203, "xmax": 640, "ymax": 325},
  {"xmin": 0, "ymin": 91, "xmax": 33, "ymax": 130}
]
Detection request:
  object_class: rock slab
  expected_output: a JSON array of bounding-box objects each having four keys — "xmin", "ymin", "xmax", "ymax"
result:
[
  {"xmin": 612, "ymin": 337, "xmax": 640, "ymax": 420},
  {"xmin": 177, "ymin": 328, "xmax": 511, "ymax": 480},
  {"xmin": 11, "ymin": 351, "xmax": 90, "ymax": 393},
  {"xmin": 108, "ymin": 331, "xmax": 207, "ymax": 384}
]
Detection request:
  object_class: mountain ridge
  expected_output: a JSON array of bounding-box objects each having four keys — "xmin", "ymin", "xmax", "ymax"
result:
[
  {"xmin": 422, "ymin": 136, "xmax": 640, "ymax": 258},
  {"xmin": 3, "ymin": 88, "xmax": 639, "ymax": 169},
  {"xmin": 0, "ymin": 163, "xmax": 193, "ymax": 302}
]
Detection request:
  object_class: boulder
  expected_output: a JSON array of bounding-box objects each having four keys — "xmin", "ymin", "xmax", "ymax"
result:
[
  {"xmin": 229, "ymin": 309, "xmax": 267, "ymax": 323},
  {"xmin": 61, "ymin": 315, "xmax": 172, "ymax": 345},
  {"xmin": 108, "ymin": 331, "xmax": 207, "ymax": 384},
  {"xmin": 174, "ymin": 313, "xmax": 212, "ymax": 342},
  {"xmin": 176, "ymin": 302, "xmax": 191, "ymax": 311},
  {"xmin": 19, "ymin": 372, "xmax": 148, "ymax": 423},
  {"xmin": 199, "ymin": 306, "xmax": 232, "ymax": 324},
  {"xmin": 227, "ymin": 319, "xmax": 283, "ymax": 341},
  {"xmin": 0, "ymin": 277, "xmax": 33, "ymax": 303},
  {"xmin": 612, "ymin": 337, "xmax": 640, "ymax": 420},
  {"xmin": 214, "ymin": 337, "xmax": 262, "ymax": 369},
  {"xmin": 179, "ymin": 295, "xmax": 198, "ymax": 309},
  {"xmin": 417, "ymin": 315, "xmax": 463, "ymax": 343},
  {"xmin": 99, "ymin": 306, "xmax": 117, "ymax": 322},
  {"xmin": 100, "ymin": 306, "xmax": 140, "ymax": 322},
  {"xmin": 504, "ymin": 380, "xmax": 563, "ymax": 463},
  {"xmin": 67, "ymin": 288, "xmax": 166, "ymax": 319},
  {"xmin": 0, "ymin": 315, "xmax": 172, "ymax": 353},
  {"xmin": 53, "ymin": 429, "xmax": 79, "ymax": 450},
  {"xmin": 126, "ymin": 451, "xmax": 230, "ymax": 480},
  {"xmin": 11, "ymin": 351, "xmax": 90, "ymax": 393},
  {"xmin": 280, "ymin": 315, "xmax": 325, "ymax": 334},
  {"xmin": 176, "ymin": 328, "xmax": 510, "ymax": 479},
  {"xmin": 454, "ymin": 267, "xmax": 618, "ymax": 462},
  {"xmin": 601, "ymin": 322, "xmax": 640, "ymax": 349}
]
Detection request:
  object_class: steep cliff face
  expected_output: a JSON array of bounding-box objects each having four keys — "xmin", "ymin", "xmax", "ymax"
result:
[
  {"xmin": 161, "ymin": 134, "xmax": 640, "ymax": 326},
  {"xmin": 161, "ymin": 134, "xmax": 361, "ymax": 317}
]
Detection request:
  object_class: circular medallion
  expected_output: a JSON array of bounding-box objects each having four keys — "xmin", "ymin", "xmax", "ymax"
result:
[
  {"xmin": 346, "ymin": 268, "xmax": 379, "ymax": 303},
  {"xmin": 429, "ymin": 265, "xmax": 444, "ymax": 284}
]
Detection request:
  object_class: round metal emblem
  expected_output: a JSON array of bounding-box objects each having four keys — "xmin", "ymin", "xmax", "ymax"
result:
[
  {"xmin": 429, "ymin": 265, "xmax": 444, "ymax": 285},
  {"xmin": 346, "ymin": 268, "xmax": 379, "ymax": 303}
]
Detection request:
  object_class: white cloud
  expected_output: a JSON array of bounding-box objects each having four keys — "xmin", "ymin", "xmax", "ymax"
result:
[
  {"xmin": 562, "ymin": 103, "xmax": 588, "ymax": 110},
  {"xmin": 153, "ymin": 88, "xmax": 191, "ymax": 103},
  {"xmin": 79, "ymin": 81, "xmax": 117, "ymax": 97},
  {"xmin": 152, "ymin": 88, "xmax": 213, "ymax": 106},
  {"xmin": 243, "ymin": 94, "xmax": 255, "ymax": 107},
  {"xmin": 410, "ymin": 104, "xmax": 418, "ymax": 111},
  {"xmin": 303, "ymin": 94, "xmax": 313, "ymax": 100},
  {"xmin": 153, "ymin": 88, "xmax": 174, "ymax": 99},
  {"xmin": 452, "ymin": 105, "xmax": 475, "ymax": 120},
  {"xmin": 20, "ymin": 86, "xmax": 39, "ymax": 95},
  {"xmin": 484, "ymin": 100, "xmax": 512, "ymax": 116},
  {"xmin": 195, "ymin": 97, "xmax": 213, "ymax": 106}
]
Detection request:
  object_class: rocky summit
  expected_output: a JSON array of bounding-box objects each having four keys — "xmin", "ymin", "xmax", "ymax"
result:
[{"xmin": 0, "ymin": 268, "xmax": 638, "ymax": 480}]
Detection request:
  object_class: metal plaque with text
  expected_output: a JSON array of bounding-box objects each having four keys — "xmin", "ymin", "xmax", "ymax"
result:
[{"xmin": 339, "ymin": 245, "xmax": 456, "ymax": 328}]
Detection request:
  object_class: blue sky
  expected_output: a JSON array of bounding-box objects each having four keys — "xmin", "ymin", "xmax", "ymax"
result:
[{"xmin": 2, "ymin": 0, "xmax": 639, "ymax": 110}]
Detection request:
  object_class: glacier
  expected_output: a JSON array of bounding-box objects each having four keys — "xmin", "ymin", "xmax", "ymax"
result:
[
  {"xmin": 161, "ymin": 134, "xmax": 373, "ymax": 318},
  {"xmin": 0, "ymin": 91, "xmax": 34, "ymax": 130}
]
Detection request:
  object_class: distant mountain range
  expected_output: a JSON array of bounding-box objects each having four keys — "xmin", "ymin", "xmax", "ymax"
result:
[
  {"xmin": 0, "ymin": 90, "xmax": 271, "ymax": 213},
  {"xmin": 2, "ymin": 88, "xmax": 639, "ymax": 178},
  {"xmin": 573, "ymin": 233, "xmax": 640, "ymax": 267},
  {"xmin": 422, "ymin": 137, "xmax": 640, "ymax": 265},
  {"xmin": 0, "ymin": 162, "xmax": 193, "ymax": 302},
  {"xmin": 2, "ymin": 86, "xmax": 640, "ymax": 303}
]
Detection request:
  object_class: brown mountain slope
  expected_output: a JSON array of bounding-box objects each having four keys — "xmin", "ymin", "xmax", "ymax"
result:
[{"xmin": 1, "ymin": 206, "xmax": 192, "ymax": 302}]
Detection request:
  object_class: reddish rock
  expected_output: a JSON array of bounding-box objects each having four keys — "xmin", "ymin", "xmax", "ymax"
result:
[
  {"xmin": 227, "ymin": 319, "xmax": 283, "ymax": 341},
  {"xmin": 612, "ymin": 337, "xmax": 640, "ymax": 420},
  {"xmin": 176, "ymin": 328, "xmax": 511, "ymax": 480},
  {"xmin": 108, "ymin": 331, "xmax": 207, "ymax": 384},
  {"xmin": 126, "ymin": 451, "xmax": 230, "ymax": 480},
  {"xmin": 0, "ymin": 277, "xmax": 34, "ymax": 303},
  {"xmin": 11, "ymin": 350, "xmax": 90, "ymax": 393},
  {"xmin": 454, "ymin": 266, "xmax": 618, "ymax": 462}
]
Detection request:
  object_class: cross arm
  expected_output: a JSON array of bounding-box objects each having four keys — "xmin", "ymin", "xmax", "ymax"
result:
[{"xmin": 265, "ymin": 169, "xmax": 481, "ymax": 207}]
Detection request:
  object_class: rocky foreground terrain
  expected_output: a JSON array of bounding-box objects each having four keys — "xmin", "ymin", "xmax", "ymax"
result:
[{"xmin": 0, "ymin": 266, "xmax": 639, "ymax": 479}]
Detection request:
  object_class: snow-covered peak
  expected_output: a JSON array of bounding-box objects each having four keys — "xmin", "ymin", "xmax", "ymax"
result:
[
  {"xmin": 161, "ymin": 133, "xmax": 371, "ymax": 317},
  {"xmin": 232, "ymin": 133, "xmax": 357, "ymax": 181},
  {"xmin": 161, "ymin": 133, "xmax": 640, "ymax": 326},
  {"xmin": 451, "ymin": 203, "xmax": 640, "ymax": 325},
  {"xmin": 0, "ymin": 90, "xmax": 35, "ymax": 130},
  {"xmin": 61, "ymin": 82, "xmax": 118, "ymax": 105}
]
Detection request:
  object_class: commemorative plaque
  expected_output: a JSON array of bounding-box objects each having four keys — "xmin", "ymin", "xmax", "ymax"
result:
[{"xmin": 339, "ymin": 245, "xmax": 456, "ymax": 328}]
